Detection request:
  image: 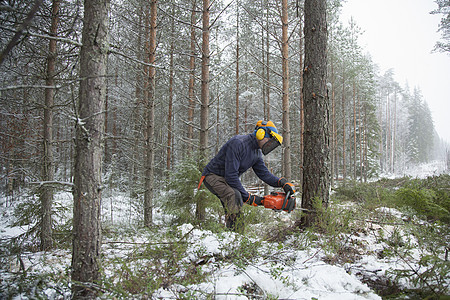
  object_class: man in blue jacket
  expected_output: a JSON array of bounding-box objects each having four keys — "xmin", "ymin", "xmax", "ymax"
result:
[{"xmin": 199, "ymin": 120, "xmax": 295, "ymax": 232}]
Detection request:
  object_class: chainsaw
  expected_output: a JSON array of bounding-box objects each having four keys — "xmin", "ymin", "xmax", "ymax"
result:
[{"xmin": 262, "ymin": 191, "xmax": 296, "ymax": 213}]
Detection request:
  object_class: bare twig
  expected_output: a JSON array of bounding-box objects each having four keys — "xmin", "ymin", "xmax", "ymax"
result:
[{"xmin": 0, "ymin": 0, "xmax": 44, "ymax": 65}]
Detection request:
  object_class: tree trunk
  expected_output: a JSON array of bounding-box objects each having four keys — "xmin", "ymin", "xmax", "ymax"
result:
[
  {"xmin": 265, "ymin": 0, "xmax": 270, "ymax": 120},
  {"xmin": 131, "ymin": 3, "xmax": 144, "ymax": 199},
  {"xmin": 167, "ymin": 2, "xmax": 175, "ymax": 172},
  {"xmin": 353, "ymin": 81, "xmax": 357, "ymax": 180},
  {"xmin": 263, "ymin": 0, "xmax": 270, "ymax": 196},
  {"xmin": 197, "ymin": 0, "xmax": 210, "ymax": 221},
  {"xmin": 341, "ymin": 70, "xmax": 346, "ymax": 183},
  {"xmin": 187, "ymin": 0, "xmax": 197, "ymax": 154},
  {"xmin": 281, "ymin": 0, "xmax": 291, "ymax": 180},
  {"xmin": 144, "ymin": 0, "xmax": 157, "ymax": 227},
  {"xmin": 235, "ymin": 0, "xmax": 240, "ymax": 135},
  {"xmin": 40, "ymin": 0, "xmax": 59, "ymax": 251},
  {"xmin": 299, "ymin": 13, "xmax": 304, "ymax": 188},
  {"xmin": 72, "ymin": 0, "xmax": 109, "ymax": 298},
  {"xmin": 330, "ymin": 58, "xmax": 336, "ymax": 187},
  {"xmin": 301, "ymin": 0, "xmax": 330, "ymax": 227}
]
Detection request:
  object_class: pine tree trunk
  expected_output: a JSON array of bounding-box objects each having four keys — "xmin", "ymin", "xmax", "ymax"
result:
[
  {"xmin": 167, "ymin": 2, "xmax": 175, "ymax": 172},
  {"xmin": 131, "ymin": 3, "xmax": 144, "ymax": 199},
  {"xmin": 187, "ymin": 0, "xmax": 196, "ymax": 154},
  {"xmin": 330, "ymin": 59, "xmax": 336, "ymax": 186},
  {"xmin": 341, "ymin": 71, "xmax": 346, "ymax": 183},
  {"xmin": 235, "ymin": 0, "xmax": 240, "ymax": 135},
  {"xmin": 358, "ymin": 93, "xmax": 363, "ymax": 181},
  {"xmin": 299, "ymin": 15, "xmax": 304, "ymax": 188},
  {"xmin": 72, "ymin": 0, "xmax": 109, "ymax": 297},
  {"xmin": 265, "ymin": 1, "xmax": 270, "ymax": 120},
  {"xmin": 263, "ymin": 0, "xmax": 270, "ymax": 196},
  {"xmin": 40, "ymin": 0, "xmax": 59, "ymax": 251},
  {"xmin": 261, "ymin": 9, "xmax": 266, "ymax": 119},
  {"xmin": 144, "ymin": 0, "xmax": 157, "ymax": 227},
  {"xmin": 197, "ymin": 0, "xmax": 210, "ymax": 221},
  {"xmin": 363, "ymin": 104, "xmax": 368, "ymax": 182},
  {"xmin": 301, "ymin": 0, "xmax": 330, "ymax": 227},
  {"xmin": 281, "ymin": 0, "xmax": 291, "ymax": 180},
  {"xmin": 386, "ymin": 92, "xmax": 390, "ymax": 173},
  {"xmin": 104, "ymin": 83, "xmax": 109, "ymax": 164},
  {"xmin": 353, "ymin": 81, "xmax": 357, "ymax": 180}
]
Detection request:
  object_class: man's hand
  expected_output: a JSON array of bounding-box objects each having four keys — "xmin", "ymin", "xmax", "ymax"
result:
[
  {"xmin": 247, "ymin": 194, "xmax": 264, "ymax": 206},
  {"xmin": 278, "ymin": 177, "xmax": 295, "ymax": 195}
]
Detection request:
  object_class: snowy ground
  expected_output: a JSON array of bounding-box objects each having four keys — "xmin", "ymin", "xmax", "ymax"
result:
[
  {"xmin": 379, "ymin": 160, "xmax": 448, "ymax": 179},
  {"xmin": 0, "ymin": 162, "xmax": 449, "ymax": 299}
]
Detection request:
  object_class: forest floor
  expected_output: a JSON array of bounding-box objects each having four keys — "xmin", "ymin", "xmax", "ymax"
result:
[{"xmin": 0, "ymin": 161, "xmax": 449, "ymax": 299}]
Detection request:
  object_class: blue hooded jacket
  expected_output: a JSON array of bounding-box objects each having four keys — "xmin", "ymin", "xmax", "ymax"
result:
[{"xmin": 202, "ymin": 134, "xmax": 280, "ymax": 200}]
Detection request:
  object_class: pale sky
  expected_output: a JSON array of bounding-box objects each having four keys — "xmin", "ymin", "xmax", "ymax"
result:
[{"xmin": 341, "ymin": 0, "xmax": 450, "ymax": 144}]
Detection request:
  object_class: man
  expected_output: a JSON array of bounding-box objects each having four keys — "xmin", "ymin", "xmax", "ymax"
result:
[{"xmin": 198, "ymin": 120, "xmax": 295, "ymax": 232}]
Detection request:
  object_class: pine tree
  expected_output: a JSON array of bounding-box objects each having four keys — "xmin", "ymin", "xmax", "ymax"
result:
[
  {"xmin": 301, "ymin": 0, "xmax": 330, "ymax": 227},
  {"xmin": 72, "ymin": 0, "xmax": 109, "ymax": 297}
]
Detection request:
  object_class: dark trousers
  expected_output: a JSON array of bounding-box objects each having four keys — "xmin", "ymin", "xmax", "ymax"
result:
[{"xmin": 203, "ymin": 174, "xmax": 244, "ymax": 231}]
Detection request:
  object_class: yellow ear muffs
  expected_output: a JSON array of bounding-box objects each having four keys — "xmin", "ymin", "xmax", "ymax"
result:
[{"xmin": 256, "ymin": 128, "xmax": 266, "ymax": 140}]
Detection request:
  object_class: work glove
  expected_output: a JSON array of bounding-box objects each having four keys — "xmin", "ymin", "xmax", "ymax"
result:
[
  {"xmin": 246, "ymin": 194, "xmax": 264, "ymax": 206},
  {"xmin": 278, "ymin": 177, "xmax": 296, "ymax": 195}
]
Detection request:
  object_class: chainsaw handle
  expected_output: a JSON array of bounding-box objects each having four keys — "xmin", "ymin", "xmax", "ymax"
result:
[{"xmin": 281, "ymin": 191, "xmax": 290, "ymax": 211}]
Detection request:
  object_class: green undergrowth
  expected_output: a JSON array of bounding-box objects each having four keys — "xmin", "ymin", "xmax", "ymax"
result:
[
  {"xmin": 333, "ymin": 174, "xmax": 450, "ymax": 224},
  {"xmin": 331, "ymin": 174, "xmax": 450, "ymax": 298}
]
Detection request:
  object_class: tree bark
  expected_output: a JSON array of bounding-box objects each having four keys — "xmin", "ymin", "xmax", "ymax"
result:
[
  {"xmin": 72, "ymin": 0, "xmax": 109, "ymax": 298},
  {"xmin": 200, "ymin": 0, "xmax": 210, "ymax": 163},
  {"xmin": 235, "ymin": 0, "xmax": 240, "ymax": 135},
  {"xmin": 299, "ymin": 13, "xmax": 304, "ymax": 188},
  {"xmin": 197, "ymin": 0, "xmax": 210, "ymax": 221},
  {"xmin": 40, "ymin": 0, "xmax": 59, "ymax": 251},
  {"xmin": 301, "ymin": 0, "xmax": 330, "ymax": 227},
  {"xmin": 341, "ymin": 70, "xmax": 346, "ymax": 183},
  {"xmin": 131, "ymin": 2, "xmax": 144, "ymax": 199},
  {"xmin": 144, "ymin": 0, "xmax": 157, "ymax": 227},
  {"xmin": 187, "ymin": 0, "xmax": 197, "ymax": 154},
  {"xmin": 330, "ymin": 58, "xmax": 336, "ymax": 186},
  {"xmin": 265, "ymin": 0, "xmax": 270, "ymax": 120},
  {"xmin": 281, "ymin": 0, "xmax": 291, "ymax": 180},
  {"xmin": 353, "ymin": 81, "xmax": 357, "ymax": 179},
  {"xmin": 167, "ymin": 2, "xmax": 175, "ymax": 172}
]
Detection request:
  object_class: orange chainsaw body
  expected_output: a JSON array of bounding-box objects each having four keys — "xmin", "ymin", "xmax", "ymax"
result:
[{"xmin": 262, "ymin": 192, "xmax": 296, "ymax": 213}]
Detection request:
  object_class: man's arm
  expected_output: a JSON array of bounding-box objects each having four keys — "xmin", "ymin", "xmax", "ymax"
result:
[
  {"xmin": 253, "ymin": 159, "xmax": 296, "ymax": 194},
  {"xmin": 252, "ymin": 157, "xmax": 280, "ymax": 187}
]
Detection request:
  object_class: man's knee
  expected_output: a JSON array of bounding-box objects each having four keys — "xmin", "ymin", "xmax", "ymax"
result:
[{"xmin": 222, "ymin": 188, "xmax": 242, "ymax": 214}]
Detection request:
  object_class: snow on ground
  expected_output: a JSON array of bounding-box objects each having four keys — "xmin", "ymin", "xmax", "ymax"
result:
[
  {"xmin": 0, "ymin": 161, "xmax": 448, "ymax": 299},
  {"xmin": 0, "ymin": 198, "xmax": 433, "ymax": 299},
  {"xmin": 380, "ymin": 160, "xmax": 448, "ymax": 179},
  {"xmin": 152, "ymin": 223, "xmax": 381, "ymax": 300}
]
